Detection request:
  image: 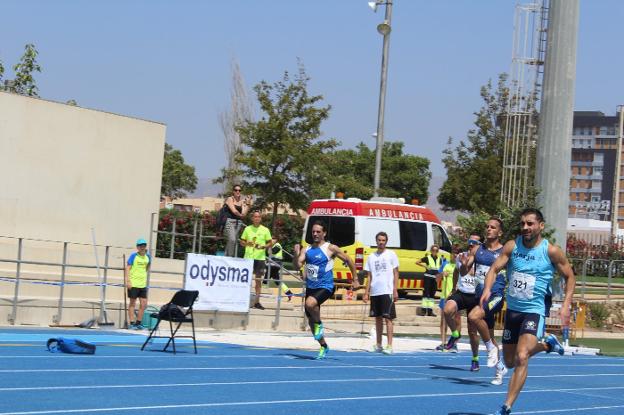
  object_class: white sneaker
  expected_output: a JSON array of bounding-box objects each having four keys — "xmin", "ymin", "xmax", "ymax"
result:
[
  {"xmin": 382, "ymin": 346, "xmax": 393, "ymax": 355},
  {"xmin": 487, "ymin": 346, "xmax": 500, "ymax": 368},
  {"xmin": 370, "ymin": 344, "xmax": 382, "ymax": 353},
  {"xmin": 491, "ymin": 364, "xmax": 508, "ymax": 385}
]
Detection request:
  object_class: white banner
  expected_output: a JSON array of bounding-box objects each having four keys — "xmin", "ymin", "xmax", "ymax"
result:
[{"xmin": 184, "ymin": 253, "xmax": 253, "ymax": 312}]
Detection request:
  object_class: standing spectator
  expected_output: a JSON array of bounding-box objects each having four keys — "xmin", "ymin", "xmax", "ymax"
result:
[
  {"xmin": 223, "ymin": 185, "xmax": 251, "ymax": 257},
  {"xmin": 266, "ymin": 236, "xmax": 294, "ymax": 301},
  {"xmin": 438, "ymin": 245, "xmax": 459, "ymax": 351},
  {"xmin": 126, "ymin": 238, "xmax": 151, "ymax": 330},
  {"xmin": 417, "ymin": 245, "xmax": 444, "ymax": 316},
  {"xmin": 363, "ymin": 231, "xmax": 399, "ymax": 355},
  {"xmin": 240, "ymin": 211, "xmax": 273, "ymax": 310}
]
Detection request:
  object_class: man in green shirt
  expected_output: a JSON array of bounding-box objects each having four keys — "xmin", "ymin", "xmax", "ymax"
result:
[
  {"xmin": 240, "ymin": 211, "xmax": 273, "ymax": 310},
  {"xmin": 126, "ymin": 238, "xmax": 151, "ymax": 329}
]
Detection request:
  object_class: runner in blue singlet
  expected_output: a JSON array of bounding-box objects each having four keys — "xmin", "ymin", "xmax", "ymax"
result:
[
  {"xmin": 480, "ymin": 208, "xmax": 575, "ymax": 415},
  {"xmin": 293, "ymin": 221, "xmax": 359, "ymax": 359}
]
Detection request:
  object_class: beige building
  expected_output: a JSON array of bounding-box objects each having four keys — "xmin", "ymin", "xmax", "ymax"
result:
[{"xmin": 0, "ymin": 92, "xmax": 166, "ymax": 247}]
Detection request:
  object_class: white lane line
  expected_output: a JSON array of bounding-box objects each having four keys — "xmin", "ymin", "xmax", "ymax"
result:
[
  {"xmin": 1, "ymin": 362, "xmax": 623, "ymax": 374},
  {"xmin": 2, "ymin": 372, "xmax": 624, "ymax": 392},
  {"xmin": 0, "ymin": 376, "xmax": 430, "ymax": 391},
  {"xmin": 514, "ymin": 405, "xmax": 624, "ymax": 414},
  {"xmin": 1, "ymin": 386, "xmax": 624, "ymax": 415}
]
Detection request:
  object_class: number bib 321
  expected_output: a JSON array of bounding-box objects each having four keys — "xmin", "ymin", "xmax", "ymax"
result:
[{"xmin": 509, "ymin": 271, "xmax": 536, "ymax": 300}]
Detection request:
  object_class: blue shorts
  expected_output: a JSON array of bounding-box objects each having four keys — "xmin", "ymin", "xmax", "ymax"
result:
[
  {"xmin": 475, "ymin": 283, "xmax": 505, "ymax": 329},
  {"xmin": 439, "ymin": 299, "xmax": 446, "ymax": 309}
]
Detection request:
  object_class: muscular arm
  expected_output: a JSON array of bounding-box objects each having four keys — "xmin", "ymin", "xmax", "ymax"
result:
[
  {"xmin": 548, "ymin": 244, "xmax": 576, "ymax": 326},
  {"xmin": 293, "ymin": 244, "xmax": 306, "ymax": 270},
  {"xmin": 330, "ymin": 244, "xmax": 360, "ymax": 289},
  {"xmin": 480, "ymin": 240, "xmax": 514, "ymax": 307}
]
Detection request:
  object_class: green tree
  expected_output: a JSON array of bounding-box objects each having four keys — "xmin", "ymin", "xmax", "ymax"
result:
[
  {"xmin": 438, "ymin": 74, "xmax": 510, "ymax": 214},
  {"xmin": 3, "ymin": 44, "xmax": 42, "ymax": 96},
  {"xmin": 315, "ymin": 141, "xmax": 430, "ymax": 203},
  {"xmin": 161, "ymin": 143, "xmax": 198, "ymax": 199},
  {"xmin": 220, "ymin": 64, "xmax": 337, "ymax": 229}
]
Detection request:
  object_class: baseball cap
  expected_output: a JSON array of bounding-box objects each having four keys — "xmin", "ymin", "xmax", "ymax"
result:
[{"xmin": 136, "ymin": 238, "xmax": 147, "ymax": 246}]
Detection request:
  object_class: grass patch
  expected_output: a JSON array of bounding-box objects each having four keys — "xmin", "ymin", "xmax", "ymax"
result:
[{"xmin": 570, "ymin": 337, "xmax": 624, "ymax": 357}]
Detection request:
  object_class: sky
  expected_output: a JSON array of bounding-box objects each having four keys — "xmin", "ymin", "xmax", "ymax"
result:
[{"xmin": 1, "ymin": 0, "xmax": 623, "ymax": 193}]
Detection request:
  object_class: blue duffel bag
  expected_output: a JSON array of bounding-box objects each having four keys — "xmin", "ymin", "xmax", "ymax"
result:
[{"xmin": 47, "ymin": 337, "xmax": 96, "ymax": 354}]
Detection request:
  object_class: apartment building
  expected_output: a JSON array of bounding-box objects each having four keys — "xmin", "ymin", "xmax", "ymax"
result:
[{"xmin": 569, "ymin": 111, "xmax": 622, "ymax": 230}]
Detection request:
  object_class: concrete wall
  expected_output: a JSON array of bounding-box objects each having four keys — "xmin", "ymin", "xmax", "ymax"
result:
[{"xmin": 0, "ymin": 92, "xmax": 166, "ymax": 247}]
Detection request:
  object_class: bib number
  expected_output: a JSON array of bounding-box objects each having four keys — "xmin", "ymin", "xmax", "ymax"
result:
[
  {"xmin": 474, "ymin": 264, "xmax": 490, "ymax": 286},
  {"xmin": 508, "ymin": 271, "xmax": 536, "ymax": 300},
  {"xmin": 305, "ymin": 264, "xmax": 319, "ymax": 281}
]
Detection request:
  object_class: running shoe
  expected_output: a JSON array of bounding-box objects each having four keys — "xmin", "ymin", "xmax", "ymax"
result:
[
  {"xmin": 134, "ymin": 324, "xmax": 145, "ymax": 330},
  {"xmin": 470, "ymin": 360, "xmax": 480, "ymax": 372},
  {"xmin": 449, "ymin": 344, "xmax": 459, "ymax": 353},
  {"xmin": 253, "ymin": 302, "xmax": 265, "ymax": 310},
  {"xmin": 127, "ymin": 324, "xmax": 137, "ymax": 330},
  {"xmin": 444, "ymin": 334, "xmax": 461, "ymax": 351},
  {"xmin": 370, "ymin": 344, "xmax": 383, "ymax": 353},
  {"xmin": 487, "ymin": 345, "xmax": 500, "ymax": 367},
  {"xmin": 491, "ymin": 364, "xmax": 508, "ymax": 386},
  {"xmin": 544, "ymin": 333, "xmax": 565, "ymax": 355},
  {"xmin": 435, "ymin": 343, "xmax": 445, "ymax": 351},
  {"xmin": 382, "ymin": 346, "xmax": 393, "ymax": 355},
  {"xmin": 492, "ymin": 404, "xmax": 511, "ymax": 415},
  {"xmin": 316, "ymin": 345, "xmax": 329, "ymax": 360},
  {"xmin": 313, "ymin": 323, "xmax": 324, "ymax": 341}
]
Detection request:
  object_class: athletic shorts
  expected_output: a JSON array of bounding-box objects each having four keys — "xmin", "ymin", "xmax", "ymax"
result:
[
  {"xmin": 475, "ymin": 284, "xmax": 505, "ymax": 329},
  {"xmin": 502, "ymin": 309, "xmax": 545, "ymax": 345},
  {"xmin": 127, "ymin": 287, "xmax": 147, "ymax": 299},
  {"xmin": 369, "ymin": 294, "xmax": 396, "ymax": 320},
  {"xmin": 439, "ymin": 298, "xmax": 446, "ymax": 309},
  {"xmin": 253, "ymin": 259, "xmax": 266, "ymax": 276},
  {"xmin": 482, "ymin": 293, "xmax": 505, "ymax": 329},
  {"xmin": 305, "ymin": 287, "xmax": 334, "ymax": 306},
  {"xmin": 447, "ymin": 291, "xmax": 478, "ymax": 312}
]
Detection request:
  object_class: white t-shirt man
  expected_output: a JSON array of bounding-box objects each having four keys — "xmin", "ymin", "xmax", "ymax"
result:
[{"xmin": 364, "ymin": 250, "xmax": 399, "ymax": 296}]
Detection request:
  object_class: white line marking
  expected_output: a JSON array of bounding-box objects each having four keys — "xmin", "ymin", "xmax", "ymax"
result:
[
  {"xmin": 1, "ymin": 386, "xmax": 624, "ymax": 415},
  {"xmin": 1, "ymin": 362, "xmax": 622, "ymax": 374},
  {"xmin": 514, "ymin": 405, "xmax": 624, "ymax": 414},
  {"xmin": 2, "ymin": 373, "xmax": 624, "ymax": 392},
  {"xmin": 0, "ymin": 376, "xmax": 430, "ymax": 391}
]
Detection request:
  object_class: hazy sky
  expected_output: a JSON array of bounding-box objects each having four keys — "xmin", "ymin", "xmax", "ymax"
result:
[{"xmin": 1, "ymin": 0, "xmax": 622, "ymax": 184}]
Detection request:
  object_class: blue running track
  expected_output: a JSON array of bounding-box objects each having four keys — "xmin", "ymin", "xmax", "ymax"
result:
[{"xmin": 0, "ymin": 328, "xmax": 623, "ymax": 415}]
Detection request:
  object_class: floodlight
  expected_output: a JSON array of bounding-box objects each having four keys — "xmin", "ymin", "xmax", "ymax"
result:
[
  {"xmin": 368, "ymin": 1, "xmax": 379, "ymax": 12},
  {"xmin": 377, "ymin": 22, "xmax": 391, "ymax": 35}
]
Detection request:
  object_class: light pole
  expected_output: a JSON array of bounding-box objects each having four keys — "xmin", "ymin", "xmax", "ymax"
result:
[
  {"xmin": 369, "ymin": 0, "xmax": 393, "ymax": 197},
  {"xmin": 612, "ymin": 106, "xmax": 623, "ymax": 238}
]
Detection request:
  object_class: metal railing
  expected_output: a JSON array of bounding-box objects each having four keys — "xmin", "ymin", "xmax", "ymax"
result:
[
  {"xmin": 0, "ymin": 235, "xmax": 306, "ymax": 329},
  {"xmin": 569, "ymin": 257, "xmax": 624, "ymax": 301}
]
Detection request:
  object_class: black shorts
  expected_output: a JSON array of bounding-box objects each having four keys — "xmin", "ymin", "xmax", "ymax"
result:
[
  {"xmin": 369, "ymin": 294, "xmax": 396, "ymax": 320},
  {"xmin": 127, "ymin": 287, "xmax": 147, "ymax": 299},
  {"xmin": 447, "ymin": 291, "xmax": 478, "ymax": 312},
  {"xmin": 305, "ymin": 287, "xmax": 334, "ymax": 306},
  {"xmin": 253, "ymin": 260, "xmax": 266, "ymax": 276},
  {"xmin": 502, "ymin": 309, "xmax": 545, "ymax": 345}
]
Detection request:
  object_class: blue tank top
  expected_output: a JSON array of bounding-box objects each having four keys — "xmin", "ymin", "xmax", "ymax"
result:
[
  {"xmin": 474, "ymin": 245, "xmax": 506, "ymax": 296},
  {"xmin": 506, "ymin": 237, "xmax": 555, "ymax": 315},
  {"xmin": 304, "ymin": 242, "xmax": 334, "ymax": 290}
]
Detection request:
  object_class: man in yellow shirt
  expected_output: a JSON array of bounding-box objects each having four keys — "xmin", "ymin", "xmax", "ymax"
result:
[
  {"xmin": 126, "ymin": 238, "xmax": 151, "ymax": 329},
  {"xmin": 240, "ymin": 211, "xmax": 273, "ymax": 310}
]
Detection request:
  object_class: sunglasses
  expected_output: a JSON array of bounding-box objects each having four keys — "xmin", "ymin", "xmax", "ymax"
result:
[{"xmin": 233, "ymin": 189, "xmax": 241, "ymax": 192}]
